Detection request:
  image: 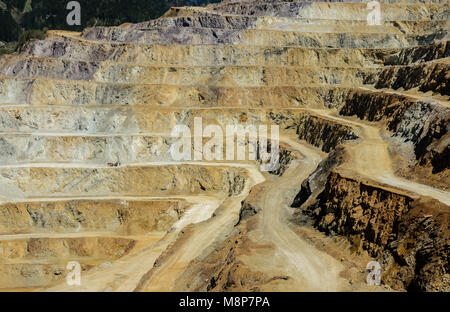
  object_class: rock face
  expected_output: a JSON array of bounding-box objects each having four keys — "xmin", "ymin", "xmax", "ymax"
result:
[
  {"xmin": 301, "ymin": 171, "xmax": 449, "ymax": 291},
  {"xmin": 0, "ymin": 0, "xmax": 448, "ymax": 292},
  {"xmin": 0, "ymin": 200, "xmax": 187, "ymax": 235}
]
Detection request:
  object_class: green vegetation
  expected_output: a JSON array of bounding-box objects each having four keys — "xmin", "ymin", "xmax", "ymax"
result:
[{"xmin": 0, "ymin": 0, "xmax": 219, "ymax": 54}]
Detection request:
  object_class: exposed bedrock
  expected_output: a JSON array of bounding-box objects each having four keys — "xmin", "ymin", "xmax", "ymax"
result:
[
  {"xmin": 0, "ymin": 80, "xmax": 373, "ymax": 108},
  {"xmin": 208, "ymin": 2, "xmax": 450, "ymax": 21},
  {"xmin": 0, "ymin": 0, "xmax": 448, "ymax": 293},
  {"xmin": 295, "ymin": 115, "xmax": 357, "ymax": 152},
  {"xmin": 393, "ymin": 101, "xmax": 450, "ymax": 174},
  {"xmin": 0, "ymin": 237, "xmax": 136, "ymax": 261},
  {"xmin": 0, "ymin": 56, "xmax": 403, "ymax": 86},
  {"xmin": 296, "ymin": 169, "xmax": 449, "ymax": 291},
  {"xmin": 229, "ymin": 0, "xmax": 448, "ymax": 3},
  {"xmin": 378, "ymin": 41, "xmax": 449, "ymax": 66},
  {"xmin": 0, "ymin": 236, "xmax": 136, "ymax": 289},
  {"xmin": 80, "ymin": 28, "xmax": 448, "ymax": 48},
  {"xmin": 0, "ymin": 133, "xmax": 296, "ymax": 173},
  {"xmin": 0, "ymin": 262, "xmax": 92, "ymax": 289},
  {"xmin": 19, "ymin": 39, "xmax": 450, "ymax": 67},
  {"xmin": 291, "ymin": 146, "xmax": 347, "ymax": 208},
  {"xmin": 304, "ymin": 171, "xmax": 414, "ymax": 256},
  {"xmin": 4, "ymin": 55, "xmax": 450, "ymax": 93},
  {"xmin": 0, "ymin": 57, "xmax": 99, "ymax": 81},
  {"xmin": 0, "ymin": 106, "xmax": 356, "ymax": 145}
]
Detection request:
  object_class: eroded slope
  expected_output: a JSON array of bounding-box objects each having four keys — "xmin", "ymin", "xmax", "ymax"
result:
[{"xmin": 0, "ymin": 0, "xmax": 448, "ymax": 291}]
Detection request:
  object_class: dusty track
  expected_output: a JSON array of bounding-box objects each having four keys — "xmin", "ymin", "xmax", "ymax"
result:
[
  {"xmin": 6, "ymin": 114, "xmax": 449, "ymax": 291},
  {"xmin": 0, "ymin": 0, "xmax": 448, "ymax": 292},
  {"xmin": 252, "ymin": 139, "xmax": 348, "ymax": 291},
  {"xmin": 40, "ymin": 162, "xmax": 263, "ymax": 292},
  {"xmin": 310, "ymin": 109, "xmax": 450, "ymax": 205}
]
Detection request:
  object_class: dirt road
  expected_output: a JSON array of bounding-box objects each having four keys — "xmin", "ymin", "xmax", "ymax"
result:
[
  {"xmin": 310, "ymin": 108, "xmax": 450, "ymax": 205},
  {"xmin": 41, "ymin": 162, "xmax": 264, "ymax": 292}
]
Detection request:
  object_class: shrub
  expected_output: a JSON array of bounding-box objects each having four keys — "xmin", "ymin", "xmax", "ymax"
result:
[{"xmin": 16, "ymin": 29, "xmax": 47, "ymax": 52}]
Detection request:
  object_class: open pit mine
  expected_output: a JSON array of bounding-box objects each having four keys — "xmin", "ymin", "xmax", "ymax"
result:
[{"xmin": 0, "ymin": 0, "xmax": 448, "ymax": 292}]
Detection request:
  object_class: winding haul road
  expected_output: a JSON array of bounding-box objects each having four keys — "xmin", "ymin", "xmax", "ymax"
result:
[
  {"xmin": 28, "ymin": 113, "xmax": 449, "ymax": 291},
  {"xmin": 41, "ymin": 162, "xmax": 264, "ymax": 292},
  {"xmin": 256, "ymin": 137, "xmax": 348, "ymax": 291},
  {"xmin": 310, "ymin": 108, "xmax": 450, "ymax": 205}
]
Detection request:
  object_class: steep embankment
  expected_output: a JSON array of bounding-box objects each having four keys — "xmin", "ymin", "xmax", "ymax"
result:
[{"xmin": 0, "ymin": 0, "xmax": 448, "ymax": 292}]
